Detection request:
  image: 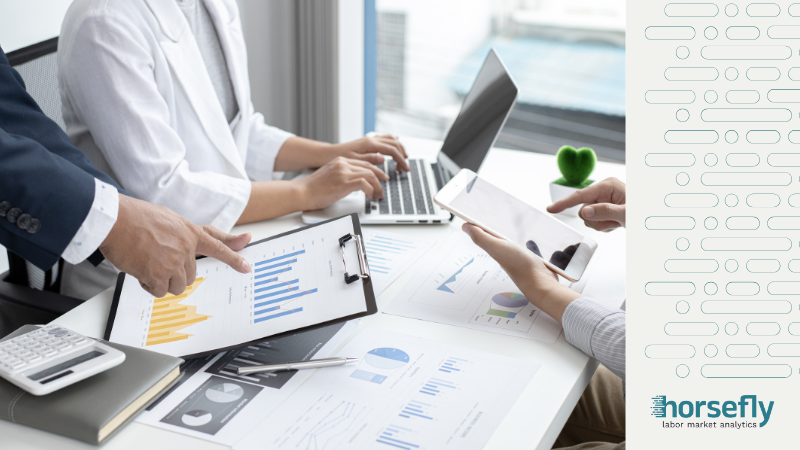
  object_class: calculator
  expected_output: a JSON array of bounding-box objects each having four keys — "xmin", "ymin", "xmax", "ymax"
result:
[{"xmin": 0, "ymin": 325, "xmax": 125, "ymax": 396}]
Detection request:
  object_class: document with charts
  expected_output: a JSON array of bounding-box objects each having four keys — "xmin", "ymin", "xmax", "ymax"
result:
[
  {"xmin": 384, "ymin": 231, "xmax": 561, "ymax": 342},
  {"xmin": 383, "ymin": 231, "xmax": 596, "ymax": 343},
  {"xmin": 134, "ymin": 321, "xmax": 357, "ymax": 446},
  {"xmin": 107, "ymin": 216, "xmax": 370, "ymax": 357},
  {"xmin": 629, "ymin": 2, "xmax": 800, "ymax": 446},
  {"xmin": 361, "ymin": 228, "xmax": 434, "ymax": 296},
  {"xmin": 233, "ymin": 327, "xmax": 539, "ymax": 450}
]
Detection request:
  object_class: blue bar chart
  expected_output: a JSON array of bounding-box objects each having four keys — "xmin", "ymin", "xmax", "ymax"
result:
[
  {"xmin": 364, "ymin": 235, "xmax": 415, "ymax": 275},
  {"xmin": 361, "ymin": 229, "xmax": 434, "ymax": 296},
  {"xmin": 377, "ymin": 424, "xmax": 421, "ymax": 450},
  {"xmin": 419, "ymin": 377, "xmax": 456, "ymax": 397},
  {"xmin": 252, "ymin": 250, "xmax": 316, "ymax": 324},
  {"xmin": 398, "ymin": 400, "xmax": 434, "ymax": 420},
  {"xmin": 439, "ymin": 357, "xmax": 467, "ymax": 373}
]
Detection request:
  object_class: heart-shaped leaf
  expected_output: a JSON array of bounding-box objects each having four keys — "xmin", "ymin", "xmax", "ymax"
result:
[{"xmin": 556, "ymin": 146, "xmax": 596, "ymax": 186}]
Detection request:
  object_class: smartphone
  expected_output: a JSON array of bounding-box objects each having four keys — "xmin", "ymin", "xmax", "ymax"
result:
[{"xmin": 434, "ymin": 169, "xmax": 597, "ymax": 282}]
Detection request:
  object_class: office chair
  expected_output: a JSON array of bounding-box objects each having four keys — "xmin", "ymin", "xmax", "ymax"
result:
[{"xmin": 1, "ymin": 38, "xmax": 83, "ymax": 337}]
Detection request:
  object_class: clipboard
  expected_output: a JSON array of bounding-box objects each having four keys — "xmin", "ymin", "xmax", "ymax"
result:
[{"xmin": 104, "ymin": 213, "xmax": 376, "ymax": 359}]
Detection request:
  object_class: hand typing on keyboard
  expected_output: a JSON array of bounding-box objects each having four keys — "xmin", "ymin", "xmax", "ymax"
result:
[
  {"xmin": 297, "ymin": 157, "xmax": 389, "ymax": 210},
  {"xmin": 327, "ymin": 134, "xmax": 410, "ymax": 172},
  {"xmin": 368, "ymin": 159, "xmax": 436, "ymax": 216}
]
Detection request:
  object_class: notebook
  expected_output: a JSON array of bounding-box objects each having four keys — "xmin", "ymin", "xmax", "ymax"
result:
[{"xmin": 0, "ymin": 325, "xmax": 183, "ymax": 445}]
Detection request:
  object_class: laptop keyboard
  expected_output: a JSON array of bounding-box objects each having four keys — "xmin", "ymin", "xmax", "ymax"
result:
[{"xmin": 366, "ymin": 159, "xmax": 436, "ymax": 216}]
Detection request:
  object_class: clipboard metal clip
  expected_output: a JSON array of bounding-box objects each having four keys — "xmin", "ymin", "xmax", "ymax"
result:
[{"xmin": 339, "ymin": 233, "xmax": 370, "ymax": 284}]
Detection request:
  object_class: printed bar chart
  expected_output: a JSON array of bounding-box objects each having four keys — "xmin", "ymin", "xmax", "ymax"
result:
[
  {"xmin": 377, "ymin": 424, "xmax": 420, "ymax": 449},
  {"xmin": 420, "ymin": 377, "xmax": 456, "ymax": 397},
  {"xmin": 147, "ymin": 277, "xmax": 211, "ymax": 346},
  {"xmin": 364, "ymin": 234, "xmax": 418, "ymax": 274},
  {"xmin": 252, "ymin": 250, "xmax": 317, "ymax": 324},
  {"xmin": 398, "ymin": 400, "xmax": 434, "ymax": 420},
  {"xmin": 439, "ymin": 357, "xmax": 467, "ymax": 373},
  {"xmin": 487, "ymin": 308, "xmax": 516, "ymax": 318},
  {"xmin": 361, "ymin": 229, "xmax": 435, "ymax": 296}
]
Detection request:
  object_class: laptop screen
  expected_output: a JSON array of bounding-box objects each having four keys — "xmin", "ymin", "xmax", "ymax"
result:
[{"xmin": 438, "ymin": 49, "xmax": 518, "ymax": 175}]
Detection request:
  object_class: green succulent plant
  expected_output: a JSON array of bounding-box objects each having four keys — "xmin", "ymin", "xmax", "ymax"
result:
[{"xmin": 553, "ymin": 145, "xmax": 596, "ymax": 189}]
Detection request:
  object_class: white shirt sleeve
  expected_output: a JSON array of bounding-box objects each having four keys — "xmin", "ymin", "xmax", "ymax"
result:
[
  {"xmin": 245, "ymin": 108, "xmax": 295, "ymax": 181},
  {"xmin": 61, "ymin": 178, "xmax": 119, "ymax": 264}
]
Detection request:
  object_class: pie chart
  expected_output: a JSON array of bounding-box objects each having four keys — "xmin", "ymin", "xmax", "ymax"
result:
[
  {"xmin": 205, "ymin": 383, "xmax": 244, "ymax": 403},
  {"xmin": 492, "ymin": 292, "xmax": 528, "ymax": 309},
  {"xmin": 182, "ymin": 410, "xmax": 212, "ymax": 427},
  {"xmin": 364, "ymin": 348, "xmax": 410, "ymax": 370}
]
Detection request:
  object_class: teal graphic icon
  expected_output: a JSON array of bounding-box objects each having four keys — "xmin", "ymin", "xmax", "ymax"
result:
[{"xmin": 652, "ymin": 395, "xmax": 667, "ymax": 417}]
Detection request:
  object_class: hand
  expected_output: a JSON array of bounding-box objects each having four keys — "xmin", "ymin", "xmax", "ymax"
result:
[
  {"xmin": 547, "ymin": 177, "xmax": 626, "ymax": 232},
  {"xmin": 329, "ymin": 134, "xmax": 410, "ymax": 172},
  {"xmin": 298, "ymin": 156, "xmax": 389, "ymax": 210},
  {"xmin": 100, "ymin": 195, "xmax": 252, "ymax": 297},
  {"xmin": 462, "ymin": 223, "xmax": 581, "ymax": 323}
]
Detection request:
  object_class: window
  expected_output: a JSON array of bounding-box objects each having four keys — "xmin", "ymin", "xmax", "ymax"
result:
[{"xmin": 373, "ymin": 0, "xmax": 626, "ymax": 162}]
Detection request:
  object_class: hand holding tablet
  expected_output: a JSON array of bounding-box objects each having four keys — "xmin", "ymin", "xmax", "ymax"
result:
[{"xmin": 434, "ymin": 169, "xmax": 597, "ymax": 282}]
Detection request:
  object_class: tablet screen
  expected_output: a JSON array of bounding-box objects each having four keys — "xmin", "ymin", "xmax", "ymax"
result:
[{"xmin": 448, "ymin": 176, "xmax": 587, "ymax": 271}]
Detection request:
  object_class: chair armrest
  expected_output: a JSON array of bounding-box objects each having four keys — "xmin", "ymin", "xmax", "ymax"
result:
[{"xmin": 0, "ymin": 271, "xmax": 83, "ymax": 315}]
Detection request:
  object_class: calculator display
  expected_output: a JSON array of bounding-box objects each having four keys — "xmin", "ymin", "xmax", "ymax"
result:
[{"xmin": 28, "ymin": 350, "xmax": 105, "ymax": 383}]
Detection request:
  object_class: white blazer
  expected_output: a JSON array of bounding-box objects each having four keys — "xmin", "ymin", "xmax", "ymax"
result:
[{"xmin": 58, "ymin": 0, "xmax": 294, "ymax": 231}]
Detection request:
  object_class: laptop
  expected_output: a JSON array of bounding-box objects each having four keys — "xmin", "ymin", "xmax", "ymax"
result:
[{"xmin": 302, "ymin": 48, "xmax": 519, "ymax": 225}]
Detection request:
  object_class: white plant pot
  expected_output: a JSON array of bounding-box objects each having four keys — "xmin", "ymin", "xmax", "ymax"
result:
[{"xmin": 549, "ymin": 182, "xmax": 582, "ymax": 217}]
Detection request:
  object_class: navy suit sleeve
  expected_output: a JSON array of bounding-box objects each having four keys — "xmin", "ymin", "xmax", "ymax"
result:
[{"xmin": 0, "ymin": 48, "xmax": 127, "ymax": 269}]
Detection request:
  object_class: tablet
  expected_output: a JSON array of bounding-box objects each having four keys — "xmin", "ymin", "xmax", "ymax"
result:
[
  {"xmin": 104, "ymin": 214, "xmax": 376, "ymax": 358},
  {"xmin": 434, "ymin": 169, "xmax": 597, "ymax": 282}
]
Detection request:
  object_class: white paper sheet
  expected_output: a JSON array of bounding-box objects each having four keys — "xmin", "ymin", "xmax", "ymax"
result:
[
  {"xmin": 383, "ymin": 231, "xmax": 588, "ymax": 343},
  {"xmin": 361, "ymin": 228, "xmax": 435, "ymax": 296},
  {"xmin": 109, "ymin": 217, "xmax": 368, "ymax": 356},
  {"xmin": 233, "ymin": 327, "xmax": 540, "ymax": 450},
  {"xmin": 135, "ymin": 320, "xmax": 358, "ymax": 445}
]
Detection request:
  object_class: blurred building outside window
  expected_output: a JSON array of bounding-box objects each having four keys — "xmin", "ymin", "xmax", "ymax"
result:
[{"xmin": 375, "ymin": 0, "xmax": 626, "ymax": 162}]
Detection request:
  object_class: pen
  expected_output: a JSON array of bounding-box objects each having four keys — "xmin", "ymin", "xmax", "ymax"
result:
[{"xmin": 237, "ymin": 357, "xmax": 359, "ymax": 375}]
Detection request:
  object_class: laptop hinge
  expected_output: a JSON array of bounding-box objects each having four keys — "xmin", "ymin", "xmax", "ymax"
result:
[{"xmin": 431, "ymin": 162, "xmax": 446, "ymax": 191}]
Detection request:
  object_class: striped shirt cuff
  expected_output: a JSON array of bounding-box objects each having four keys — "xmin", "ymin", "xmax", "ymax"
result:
[
  {"xmin": 563, "ymin": 297, "xmax": 626, "ymax": 381},
  {"xmin": 61, "ymin": 179, "xmax": 119, "ymax": 264}
]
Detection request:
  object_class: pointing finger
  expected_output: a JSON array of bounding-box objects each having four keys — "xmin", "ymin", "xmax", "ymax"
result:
[
  {"xmin": 581, "ymin": 203, "xmax": 625, "ymax": 224},
  {"xmin": 196, "ymin": 227, "xmax": 251, "ymax": 273}
]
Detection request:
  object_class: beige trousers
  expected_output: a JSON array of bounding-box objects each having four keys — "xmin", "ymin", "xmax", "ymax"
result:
[{"xmin": 553, "ymin": 365, "xmax": 626, "ymax": 450}]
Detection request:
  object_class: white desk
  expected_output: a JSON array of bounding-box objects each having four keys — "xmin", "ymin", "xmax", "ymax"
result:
[{"xmin": 0, "ymin": 137, "xmax": 625, "ymax": 450}]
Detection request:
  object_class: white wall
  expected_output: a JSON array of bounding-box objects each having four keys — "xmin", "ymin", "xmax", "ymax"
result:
[{"xmin": 0, "ymin": 0, "xmax": 73, "ymax": 52}]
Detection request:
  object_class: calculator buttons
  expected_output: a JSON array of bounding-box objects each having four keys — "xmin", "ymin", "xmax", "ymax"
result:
[
  {"xmin": 0, "ymin": 325, "xmax": 126, "ymax": 394},
  {"xmin": 9, "ymin": 360, "xmax": 25, "ymax": 370}
]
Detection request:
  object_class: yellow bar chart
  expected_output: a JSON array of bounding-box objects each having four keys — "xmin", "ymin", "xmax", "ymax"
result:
[{"xmin": 146, "ymin": 277, "xmax": 212, "ymax": 346}]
